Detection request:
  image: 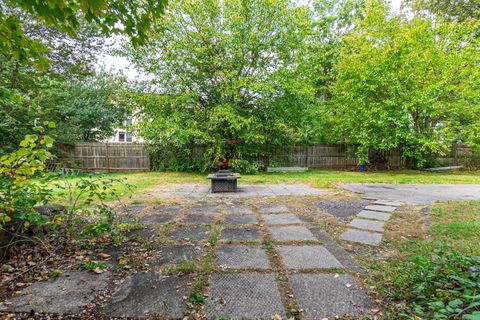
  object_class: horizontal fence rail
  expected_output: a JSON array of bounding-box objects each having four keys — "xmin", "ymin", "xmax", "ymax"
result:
[
  {"xmin": 66, "ymin": 143, "xmax": 150, "ymax": 172},
  {"xmin": 64, "ymin": 142, "xmax": 478, "ymax": 172}
]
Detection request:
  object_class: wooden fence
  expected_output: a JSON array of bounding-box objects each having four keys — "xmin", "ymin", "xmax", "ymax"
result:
[
  {"xmin": 65, "ymin": 142, "xmax": 478, "ymax": 172},
  {"xmin": 65, "ymin": 143, "xmax": 149, "ymax": 172}
]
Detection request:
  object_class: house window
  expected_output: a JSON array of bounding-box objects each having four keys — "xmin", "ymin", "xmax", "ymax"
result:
[
  {"xmin": 126, "ymin": 132, "xmax": 133, "ymax": 142},
  {"xmin": 118, "ymin": 131, "xmax": 125, "ymax": 142}
]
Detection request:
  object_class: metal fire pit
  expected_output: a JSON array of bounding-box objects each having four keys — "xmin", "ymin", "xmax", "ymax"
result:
[{"xmin": 207, "ymin": 170, "xmax": 241, "ymax": 193}]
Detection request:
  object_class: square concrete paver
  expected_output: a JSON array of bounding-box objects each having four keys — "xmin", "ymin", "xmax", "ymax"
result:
[
  {"xmin": 268, "ymin": 226, "xmax": 317, "ymax": 241},
  {"xmin": 150, "ymin": 244, "xmax": 203, "ymax": 267},
  {"xmin": 169, "ymin": 226, "xmax": 210, "ymax": 241},
  {"xmin": 290, "ymin": 274, "xmax": 373, "ymax": 318},
  {"xmin": 205, "ymin": 274, "xmax": 285, "ymax": 319},
  {"xmin": 374, "ymin": 199, "xmax": 403, "ymax": 206},
  {"xmin": 152, "ymin": 205, "xmax": 183, "ymax": 214},
  {"xmin": 365, "ymin": 205, "xmax": 396, "ymax": 212},
  {"xmin": 341, "ymin": 229, "xmax": 383, "ymax": 245},
  {"xmin": 4, "ymin": 272, "xmax": 110, "ymax": 314},
  {"xmin": 257, "ymin": 204, "xmax": 289, "ymax": 214},
  {"xmin": 349, "ymin": 219, "xmax": 385, "ymax": 232},
  {"xmin": 142, "ymin": 214, "xmax": 175, "ymax": 224},
  {"xmin": 263, "ymin": 213, "xmax": 301, "ymax": 225},
  {"xmin": 220, "ymin": 227, "xmax": 262, "ymax": 242},
  {"xmin": 104, "ymin": 273, "xmax": 190, "ymax": 318},
  {"xmin": 224, "ymin": 214, "xmax": 257, "ymax": 225},
  {"xmin": 278, "ymin": 246, "xmax": 342, "ymax": 269},
  {"xmin": 224, "ymin": 205, "xmax": 254, "ymax": 214},
  {"xmin": 183, "ymin": 214, "xmax": 216, "ymax": 225},
  {"xmin": 357, "ymin": 210, "xmax": 391, "ymax": 221},
  {"xmin": 188, "ymin": 204, "xmax": 219, "ymax": 215},
  {"xmin": 216, "ymin": 245, "xmax": 270, "ymax": 269}
]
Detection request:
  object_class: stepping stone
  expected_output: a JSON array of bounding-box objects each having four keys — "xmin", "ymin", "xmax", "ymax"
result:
[
  {"xmin": 152, "ymin": 205, "xmax": 183, "ymax": 213},
  {"xmin": 220, "ymin": 227, "xmax": 262, "ymax": 242},
  {"xmin": 290, "ymin": 274, "xmax": 373, "ymax": 319},
  {"xmin": 4, "ymin": 271, "xmax": 110, "ymax": 314},
  {"xmin": 216, "ymin": 245, "xmax": 270, "ymax": 269},
  {"xmin": 169, "ymin": 226, "xmax": 210, "ymax": 241},
  {"xmin": 104, "ymin": 273, "xmax": 190, "ymax": 318},
  {"xmin": 204, "ymin": 274, "xmax": 285, "ymax": 318},
  {"xmin": 257, "ymin": 204, "xmax": 289, "ymax": 214},
  {"xmin": 374, "ymin": 199, "xmax": 403, "ymax": 207},
  {"xmin": 224, "ymin": 214, "xmax": 257, "ymax": 225},
  {"xmin": 341, "ymin": 229, "xmax": 382, "ymax": 245},
  {"xmin": 183, "ymin": 214, "xmax": 215, "ymax": 224},
  {"xmin": 365, "ymin": 205, "xmax": 396, "ymax": 212},
  {"xmin": 263, "ymin": 214, "xmax": 301, "ymax": 225},
  {"xmin": 349, "ymin": 219, "xmax": 385, "ymax": 232},
  {"xmin": 224, "ymin": 205, "xmax": 254, "ymax": 214},
  {"xmin": 150, "ymin": 244, "xmax": 202, "ymax": 267},
  {"xmin": 142, "ymin": 214, "xmax": 175, "ymax": 224},
  {"xmin": 120, "ymin": 205, "xmax": 147, "ymax": 214},
  {"xmin": 357, "ymin": 210, "xmax": 391, "ymax": 221},
  {"xmin": 278, "ymin": 245, "xmax": 342, "ymax": 269},
  {"xmin": 268, "ymin": 226, "xmax": 317, "ymax": 241},
  {"xmin": 188, "ymin": 204, "xmax": 219, "ymax": 215}
]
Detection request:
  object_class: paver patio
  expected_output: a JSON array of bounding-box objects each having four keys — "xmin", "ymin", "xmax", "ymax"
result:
[{"xmin": 3, "ymin": 184, "xmax": 382, "ymax": 319}]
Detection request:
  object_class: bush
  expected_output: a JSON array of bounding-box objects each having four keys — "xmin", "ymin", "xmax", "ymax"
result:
[{"xmin": 374, "ymin": 245, "xmax": 480, "ymax": 319}]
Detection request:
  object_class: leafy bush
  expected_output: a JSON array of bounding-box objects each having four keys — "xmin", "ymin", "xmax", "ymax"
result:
[
  {"xmin": 375, "ymin": 245, "xmax": 480, "ymax": 319},
  {"xmin": 0, "ymin": 123, "xmax": 56, "ymax": 242}
]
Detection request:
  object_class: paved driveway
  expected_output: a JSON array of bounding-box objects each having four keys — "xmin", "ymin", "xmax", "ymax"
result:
[{"xmin": 343, "ymin": 184, "xmax": 480, "ymax": 204}]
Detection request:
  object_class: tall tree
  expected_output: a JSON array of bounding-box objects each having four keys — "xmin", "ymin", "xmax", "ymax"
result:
[
  {"xmin": 124, "ymin": 0, "xmax": 317, "ymax": 172},
  {"xmin": 328, "ymin": 0, "xmax": 480, "ymax": 166}
]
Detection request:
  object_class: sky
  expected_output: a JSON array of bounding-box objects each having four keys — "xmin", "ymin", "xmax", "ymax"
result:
[{"xmin": 99, "ymin": 0, "xmax": 404, "ymax": 79}]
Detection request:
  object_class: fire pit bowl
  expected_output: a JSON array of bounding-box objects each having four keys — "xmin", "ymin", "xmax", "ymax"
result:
[{"xmin": 207, "ymin": 170, "xmax": 241, "ymax": 193}]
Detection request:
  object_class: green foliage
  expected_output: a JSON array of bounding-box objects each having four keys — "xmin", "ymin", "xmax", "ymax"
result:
[
  {"xmin": 327, "ymin": 0, "xmax": 480, "ymax": 166},
  {"xmin": 375, "ymin": 245, "xmax": 480, "ymax": 319},
  {"xmin": 124, "ymin": 0, "xmax": 318, "ymax": 172},
  {"xmin": 0, "ymin": 123, "xmax": 55, "ymax": 233}
]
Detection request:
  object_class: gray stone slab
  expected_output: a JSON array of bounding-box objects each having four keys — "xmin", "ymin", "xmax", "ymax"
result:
[
  {"xmin": 142, "ymin": 214, "xmax": 175, "ymax": 224},
  {"xmin": 183, "ymin": 214, "xmax": 216, "ymax": 224},
  {"xmin": 4, "ymin": 271, "xmax": 110, "ymax": 314},
  {"xmin": 279, "ymin": 245, "xmax": 342, "ymax": 269},
  {"xmin": 216, "ymin": 245, "xmax": 270, "ymax": 269},
  {"xmin": 220, "ymin": 227, "xmax": 262, "ymax": 242},
  {"xmin": 268, "ymin": 226, "xmax": 317, "ymax": 241},
  {"xmin": 349, "ymin": 219, "xmax": 385, "ymax": 232},
  {"xmin": 343, "ymin": 183, "xmax": 480, "ymax": 204},
  {"xmin": 341, "ymin": 229, "xmax": 383, "ymax": 245},
  {"xmin": 205, "ymin": 274, "xmax": 285, "ymax": 319},
  {"xmin": 257, "ymin": 204, "xmax": 289, "ymax": 214},
  {"xmin": 224, "ymin": 214, "xmax": 257, "ymax": 225},
  {"xmin": 119, "ymin": 205, "xmax": 147, "ymax": 214},
  {"xmin": 224, "ymin": 205, "xmax": 254, "ymax": 214},
  {"xmin": 169, "ymin": 226, "xmax": 210, "ymax": 241},
  {"xmin": 104, "ymin": 273, "xmax": 189, "ymax": 318},
  {"xmin": 150, "ymin": 244, "xmax": 202, "ymax": 267},
  {"xmin": 374, "ymin": 199, "xmax": 403, "ymax": 206},
  {"xmin": 365, "ymin": 204, "xmax": 396, "ymax": 212},
  {"xmin": 357, "ymin": 210, "xmax": 391, "ymax": 221},
  {"xmin": 152, "ymin": 205, "xmax": 183, "ymax": 213},
  {"xmin": 187, "ymin": 204, "xmax": 219, "ymax": 215},
  {"xmin": 315, "ymin": 199, "xmax": 371, "ymax": 221},
  {"xmin": 290, "ymin": 274, "xmax": 373, "ymax": 318},
  {"xmin": 263, "ymin": 213, "xmax": 302, "ymax": 225}
]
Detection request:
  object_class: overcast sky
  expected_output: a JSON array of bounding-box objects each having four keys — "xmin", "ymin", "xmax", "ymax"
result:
[{"xmin": 99, "ymin": 0, "xmax": 403, "ymax": 79}]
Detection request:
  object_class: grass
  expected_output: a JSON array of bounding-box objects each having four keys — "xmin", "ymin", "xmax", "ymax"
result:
[
  {"xmin": 47, "ymin": 169, "xmax": 480, "ymax": 204},
  {"xmin": 367, "ymin": 200, "xmax": 480, "ymax": 318}
]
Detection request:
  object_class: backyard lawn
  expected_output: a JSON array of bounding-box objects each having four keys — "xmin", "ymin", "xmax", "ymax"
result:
[{"xmin": 49, "ymin": 169, "xmax": 480, "ymax": 203}]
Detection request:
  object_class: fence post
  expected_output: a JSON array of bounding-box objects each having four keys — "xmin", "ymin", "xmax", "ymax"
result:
[{"xmin": 105, "ymin": 143, "xmax": 110, "ymax": 173}]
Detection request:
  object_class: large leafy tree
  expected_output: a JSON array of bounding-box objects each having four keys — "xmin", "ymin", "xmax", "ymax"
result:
[
  {"xmin": 328, "ymin": 0, "xmax": 480, "ymax": 166},
  {"xmin": 124, "ymin": 0, "xmax": 317, "ymax": 172}
]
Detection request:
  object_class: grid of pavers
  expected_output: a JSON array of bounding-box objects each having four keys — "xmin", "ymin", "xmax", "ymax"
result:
[
  {"xmin": 340, "ymin": 199, "xmax": 403, "ymax": 245},
  {"xmin": 4, "ymin": 200, "xmax": 374, "ymax": 319}
]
